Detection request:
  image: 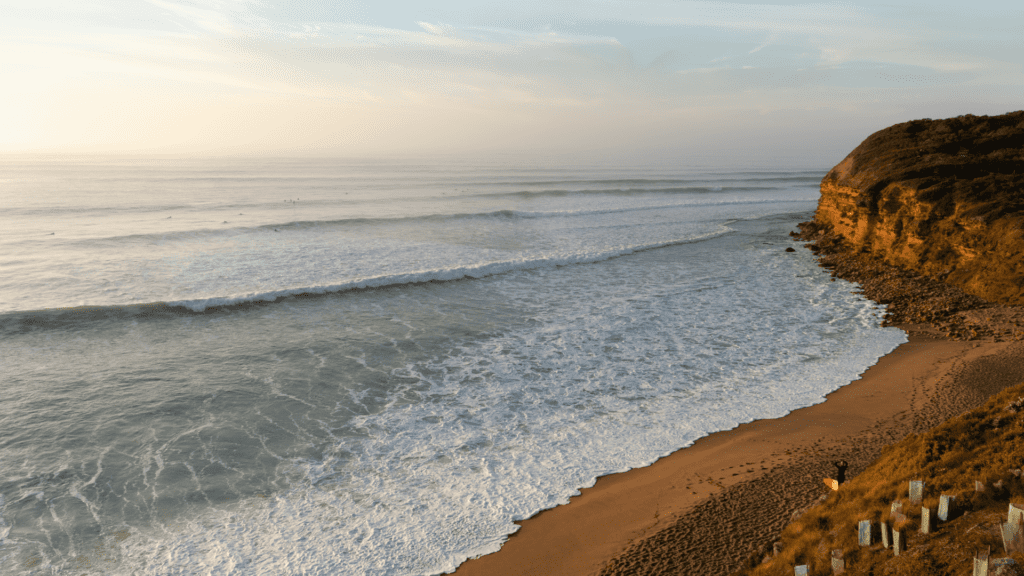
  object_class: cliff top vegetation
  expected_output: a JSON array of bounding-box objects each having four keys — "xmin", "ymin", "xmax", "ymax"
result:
[{"xmin": 826, "ymin": 111, "xmax": 1024, "ymax": 224}]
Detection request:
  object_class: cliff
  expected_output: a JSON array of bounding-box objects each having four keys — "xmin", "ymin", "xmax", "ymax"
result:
[
  {"xmin": 720, "ymin": 113, "xmax": 1024, "ymax": 576},
  {"xmin": 808, "ymin": 111, "xmax": 1024, "ymax": 305}
]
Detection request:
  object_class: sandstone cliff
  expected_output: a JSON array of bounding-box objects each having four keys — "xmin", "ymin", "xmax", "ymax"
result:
[{"xmin": 811, "ymin": 111, "xmax": 1024, "ymax": 305}]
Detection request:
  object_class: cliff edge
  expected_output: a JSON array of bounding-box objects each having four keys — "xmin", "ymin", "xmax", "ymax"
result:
[
  {"xmin": 810, "ymin": 111, "xmax": 1024, "ymax": 304},
  {"xmin": 793, "ymin": 111, "xmax": 1024, "ymax": 340}
]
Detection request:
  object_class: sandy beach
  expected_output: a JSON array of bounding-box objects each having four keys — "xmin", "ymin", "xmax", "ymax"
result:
[{"xmin": 452, "ymin": 324, "xmax": 1024, "ymax": 575}]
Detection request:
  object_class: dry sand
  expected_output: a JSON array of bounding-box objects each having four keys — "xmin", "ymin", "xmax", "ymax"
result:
[{"xmin": 451, "ymin": 324, "xmax": 1024, "ymax": 576}]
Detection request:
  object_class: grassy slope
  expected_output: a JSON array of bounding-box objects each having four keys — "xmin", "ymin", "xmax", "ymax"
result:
[{"xmin": 738, "ymin": 382, "xmax": 1024, "ymax": 576}]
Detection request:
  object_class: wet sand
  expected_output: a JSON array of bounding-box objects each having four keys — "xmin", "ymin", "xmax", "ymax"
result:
[{"xmin": 451, "ymin": 324, "xmax": 1024, "ymax": 575}]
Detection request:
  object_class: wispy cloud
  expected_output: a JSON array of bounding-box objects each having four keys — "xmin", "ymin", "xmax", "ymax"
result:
[
  {"xmin": 0, "ymin": 0, "xmax": 1019, "ymax": 155},
  {"xmin": 141, "ymin": 0, "xmax": 265, "ymax": 34}
]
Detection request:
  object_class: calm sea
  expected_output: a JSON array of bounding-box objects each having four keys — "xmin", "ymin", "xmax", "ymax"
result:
[{"xmin": 0, "ymin": 157, "xmax": 905, "ymax": 575}]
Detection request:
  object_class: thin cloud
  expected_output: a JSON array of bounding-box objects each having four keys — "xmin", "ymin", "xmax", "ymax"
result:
[
  {"xmin": 143, "ymin": 0, "xmax": 250, "ymax": 34},
  {"xmin": 1, "ymin": 0, "xmax": 1019, "ymax": 155}
]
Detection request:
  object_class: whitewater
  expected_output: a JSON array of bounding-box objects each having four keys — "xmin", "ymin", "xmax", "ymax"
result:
[{"xmin": 0, "ymin": 156, "xmax": 905, "ymax": 575}]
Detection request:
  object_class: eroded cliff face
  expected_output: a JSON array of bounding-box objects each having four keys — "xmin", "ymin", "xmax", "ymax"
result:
[{"xmin": 813, "ymin": 111, "xmax": 1024, "ymax": 305}]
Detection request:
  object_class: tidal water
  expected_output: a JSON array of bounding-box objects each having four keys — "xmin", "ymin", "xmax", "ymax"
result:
[{"xmin": 0, "ymin": 157, "xmax": 906, "ymax": 575}]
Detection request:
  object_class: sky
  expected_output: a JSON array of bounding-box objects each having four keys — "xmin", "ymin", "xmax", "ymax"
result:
[{"xmin": 1, "ymin": 0, "xmax": 1021, "ymax": 161}]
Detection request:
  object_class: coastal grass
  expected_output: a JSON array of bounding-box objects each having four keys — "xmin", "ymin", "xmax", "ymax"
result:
[{"xmin": 738, "ymin": 381, "xmax": 1024, "ymax": 576}]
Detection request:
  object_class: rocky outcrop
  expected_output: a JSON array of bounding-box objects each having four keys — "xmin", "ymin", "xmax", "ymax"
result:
[{"xmin": 810, "ymin": 111, "xmax": 1024, "ymax": 305}]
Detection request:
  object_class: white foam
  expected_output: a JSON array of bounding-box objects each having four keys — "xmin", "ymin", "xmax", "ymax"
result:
[
  {"xmin": 162, "ymin": 229, "xmax": 732, "ymax": 312},
  {"xmin": 75, "ymin": 220, "xmax": 906, "ymax": 576},
  {"xmin": 3, "ymin": 161, "xmax": 878, "ymax": 575},
  {"xmin": 0, "ymin": 164, "xmax": 818, "ymax": 314}
]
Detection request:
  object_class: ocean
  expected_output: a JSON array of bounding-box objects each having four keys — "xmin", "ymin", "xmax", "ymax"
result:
[{"xmin": 0, "ymin": 156, "xmax": 906, "ymax": 575}]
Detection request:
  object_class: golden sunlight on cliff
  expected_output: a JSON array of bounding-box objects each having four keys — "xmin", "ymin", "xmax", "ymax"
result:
[{"xmin": 812, "ymin": 111, "xmax": 1024, "ymax": 306}]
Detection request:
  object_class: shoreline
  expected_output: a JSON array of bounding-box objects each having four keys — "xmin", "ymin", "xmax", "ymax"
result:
[{"xmin": 451, "ymin": 325, "xmax": 1024, "ymax": 576}]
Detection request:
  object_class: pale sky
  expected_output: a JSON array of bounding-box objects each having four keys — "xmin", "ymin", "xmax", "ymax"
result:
[{"xmin": 1, "ymin": 0, "xmax": 1021, "ymax": 161}]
